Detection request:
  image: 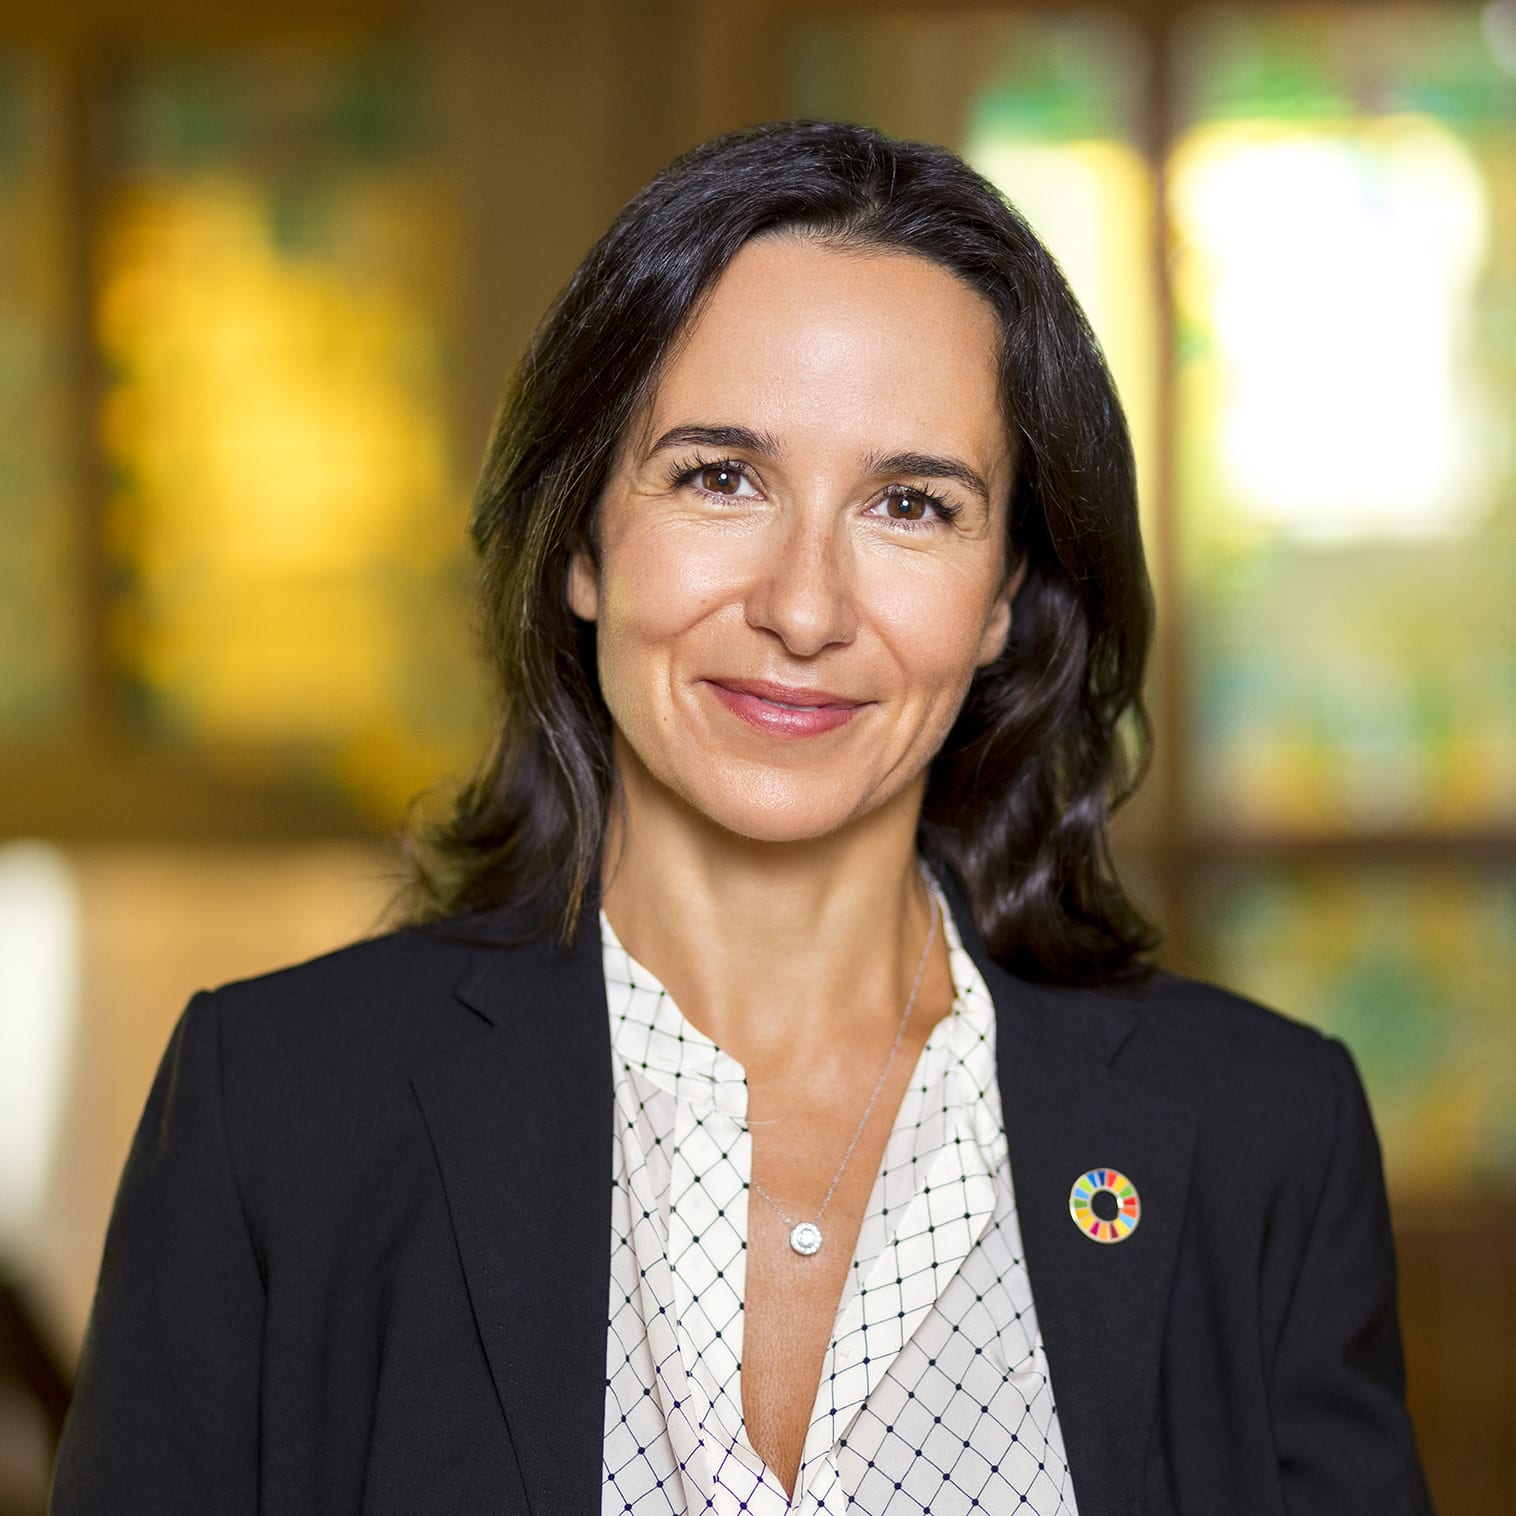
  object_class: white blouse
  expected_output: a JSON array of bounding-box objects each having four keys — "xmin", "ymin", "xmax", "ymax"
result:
[{"xmin": 600, "ymin": 889, "xmax": 1079, "ymax": 1515}]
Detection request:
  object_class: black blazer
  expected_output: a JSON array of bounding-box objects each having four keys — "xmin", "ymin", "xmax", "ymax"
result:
[{"xmin": 52, "ymin": 887, "xmax": 1432, "ymax": 1515}]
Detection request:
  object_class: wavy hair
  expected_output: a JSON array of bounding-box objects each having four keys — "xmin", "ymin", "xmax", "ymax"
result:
[{"xmin": 399, "ymin": 119, "xmax": 1157, "ymax": 984}]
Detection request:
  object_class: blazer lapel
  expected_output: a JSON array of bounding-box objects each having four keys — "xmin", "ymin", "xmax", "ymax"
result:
[
  {"xmin": 408, "ymin": 882, "xmax": 1195, "ymax": 1516},
  {"xmin": 410, "ymin": 915, "xmax": 612, "ymax": 1516},
  {"xmin": 948, "ymin": 893, "xmax": 1196, "ymax": 1516}
]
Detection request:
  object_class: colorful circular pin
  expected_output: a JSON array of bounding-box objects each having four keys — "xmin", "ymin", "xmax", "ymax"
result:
[{"xmin": 1069, "ymin": 1167, "xmax": 1141, "ymax": 1244}]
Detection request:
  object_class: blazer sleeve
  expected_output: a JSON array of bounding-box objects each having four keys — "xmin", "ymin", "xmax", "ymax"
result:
[
  {"xmin": 50, "ymin": 991, "xmax": 264, "ymax": 1515},
  {"xmin": 1268, "ymin": 1037, "xmax": 1434, "ymax": 1515}
]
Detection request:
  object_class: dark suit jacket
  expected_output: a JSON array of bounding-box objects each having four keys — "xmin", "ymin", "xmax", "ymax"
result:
[{"xmin": 52, "ymin": 886, "xmax": 1432, "ymax": 1515}]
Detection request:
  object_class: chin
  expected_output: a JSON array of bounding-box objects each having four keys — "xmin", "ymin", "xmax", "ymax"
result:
[{"xmin": 669, "ymin": 767, "xmax": 891, "ymax": 847}]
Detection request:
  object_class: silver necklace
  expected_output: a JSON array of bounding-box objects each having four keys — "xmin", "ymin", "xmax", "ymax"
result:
[{"xmin": 750, "ymin": 886, "xmax": 940, "ymax": 1257}]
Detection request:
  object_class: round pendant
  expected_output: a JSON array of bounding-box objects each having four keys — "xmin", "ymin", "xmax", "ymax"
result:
[{"xmin": 789, "ymin": 1222, "xmax": 823, "ymax": 1256}]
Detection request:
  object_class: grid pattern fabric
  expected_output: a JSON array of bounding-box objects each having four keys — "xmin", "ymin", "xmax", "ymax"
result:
[{"xmin": 600, "ymin": 884, "xmax": 1079, "ymax": 1514}]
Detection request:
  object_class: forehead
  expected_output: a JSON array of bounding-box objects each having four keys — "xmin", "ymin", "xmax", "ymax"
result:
[{"xmin": 633, "ymin": 236, "xmax": 1009, "ymax": 473}]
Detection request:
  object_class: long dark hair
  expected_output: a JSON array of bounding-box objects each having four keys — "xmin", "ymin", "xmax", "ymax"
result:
[{"xmin": 400, "ymin": 119, "xmax": 1157, "ymax": 984}]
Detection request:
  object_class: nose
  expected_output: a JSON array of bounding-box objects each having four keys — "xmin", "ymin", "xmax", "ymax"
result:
[{"xmin": 743, "ymin": 511, "xmax": 858, "ymax": 658}]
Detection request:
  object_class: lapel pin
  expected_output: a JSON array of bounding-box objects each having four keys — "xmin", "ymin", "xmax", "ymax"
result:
[{"xmin": 1069, "ymin": 1167, "xmax": 1141, "ymax": 1243}]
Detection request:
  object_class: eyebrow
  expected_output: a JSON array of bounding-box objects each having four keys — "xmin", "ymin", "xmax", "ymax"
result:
[
  {"xmin": 646, "ymin": 424, "xmax": 784, "ymax": 459},
  {"xmin": 645, "ymin": 424, "xmax": 993, "ymax": 509},
  {"xmin": 862, "ymin": 449, "xmax": 992, "ymax": 509}
]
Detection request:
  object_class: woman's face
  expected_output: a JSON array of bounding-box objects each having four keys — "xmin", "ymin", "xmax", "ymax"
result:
[{"xmin": 568, "ymin": 234, "xmax": 1018, "ymax": 846}]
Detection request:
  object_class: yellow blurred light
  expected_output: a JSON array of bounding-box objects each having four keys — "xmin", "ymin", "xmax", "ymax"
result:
[
  {"xmin": 965, "ymin": 136, "xmax": 1159, "ymax": 513},
  {"xmin": 98, "ymin": 169, "xmax": 456, "ymax": 760}
]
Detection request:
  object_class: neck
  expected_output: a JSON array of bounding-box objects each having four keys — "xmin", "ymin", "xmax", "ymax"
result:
[{"xmin": 599, "ymin": 749, "xmax": 938, "ymax": 1076}]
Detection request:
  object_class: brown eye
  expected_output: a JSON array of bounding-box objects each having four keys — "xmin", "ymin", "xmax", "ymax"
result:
[
  {"xmin": 699, "ymin": 464, "xmax": 743, "ymax": 495},
  {"xmin": 883, "ymin": 490, "xmax": 927, "ymax": 521}
]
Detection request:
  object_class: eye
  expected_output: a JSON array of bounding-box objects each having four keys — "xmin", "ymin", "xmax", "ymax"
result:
[
  {"xmin": 698, "ymin": 463, "xmax": 748, "ymax": 496},
  {"xmin": 666, "ymin": 456, "xmax": 763, "ymax": 500},
  {"xmin": 868, "ymin": 485, "xmax": 958, "ymax": 526},
  {"xmin": 882, "ymin": 489, "xmax": 929, "ymax": 521}
]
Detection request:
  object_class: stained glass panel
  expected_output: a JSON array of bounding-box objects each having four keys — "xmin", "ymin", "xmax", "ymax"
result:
[
  {"xmin": 95, "ymin": 49, "xmax": 482, "ymax": 816},
  {"xmin": 1171, "ymin": 6, "xmax": 1516, "ymax": 834},
  {"xmin": 1196, "ymin": 863, "xmax": 1516, "ymax": 1198},
  {"xmin": 0, "ymin": 57, "xmax": 79, "ymax": 738}
]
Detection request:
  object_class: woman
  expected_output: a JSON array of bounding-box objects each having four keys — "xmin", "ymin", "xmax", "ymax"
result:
[{"xmin": 52, "ymin": 121, "xmax": 1431, "ymax": 1515}]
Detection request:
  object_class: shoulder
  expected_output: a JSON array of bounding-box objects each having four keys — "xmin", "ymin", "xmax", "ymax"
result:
[
  {"xmin": 951, "ymin": 867, "xmax": 1341, "ymax": 1104},
  {"xmin": 212, "ymin": 916, "xmax": 477, "ymax": 1016},
  {"xmin": 1107, "ymin": 969, "xmax": 1369, "ymax": 1180},
  {"xmin": 1015, "ymin": 966, "xmax": 1367, "ymax": 1166},
  {"xmin": 1003, "ymin": 957, "xmax": 1345, "ymax": 1082},
  {"xmin": 1127, "ymin": 967, "xmax": 1341, "ymax": 1071},
  {"xmin": 1130, "ymin": 968, "xmax": 1356, "ymax": 1101},
  {"xmin": 191, "ymin": 910, "xmax": 582, "ymax": 1116},
  {"xmin": 173, "ymin": 912, "xmax": 592, "ymax": 1223},
  {"xmin": 199, "ymin": 920, "xmax": 476, "ymax": 1065},
  {"xmin": 1035, "ymin": 964, "xmax": 1349, "ymax": 1084}
]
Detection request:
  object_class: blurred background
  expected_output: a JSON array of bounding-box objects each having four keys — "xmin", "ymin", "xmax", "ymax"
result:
[{"xmin": 0, "ymin": 0, "xmax": 1512, "ymax": 1510}]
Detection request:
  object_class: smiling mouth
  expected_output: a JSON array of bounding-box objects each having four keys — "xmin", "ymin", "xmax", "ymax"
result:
[
  {"xmin": 711, "ymin": 678, "xmax": 862, "ymax": 708},
  {"xmin": 705, "ymin": 679, "xmax": 866, "ymax": 737}
]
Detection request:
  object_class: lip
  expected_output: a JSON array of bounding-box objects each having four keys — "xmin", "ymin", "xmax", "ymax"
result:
[{"xmin": 704, "ymin": 678, "xmax": 867, "ymax": 738}]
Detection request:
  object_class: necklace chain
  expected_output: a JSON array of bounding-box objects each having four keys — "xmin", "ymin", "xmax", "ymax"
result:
[{"xmin": 750, "ymin": 883, "xmax": 940, "ymax": 1257}]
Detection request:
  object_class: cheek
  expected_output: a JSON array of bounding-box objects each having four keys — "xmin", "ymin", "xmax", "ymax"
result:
[
  {"xmin": 594, "ymin": 526, "xmax": 750, "ymax": 674},
  {"xmin": 594, "ymin": 524, "xmax": 754, "ymax": 636},
  {"xmin": 867, "ymin": 558, "xmax": 1006, "ymax": 697}
]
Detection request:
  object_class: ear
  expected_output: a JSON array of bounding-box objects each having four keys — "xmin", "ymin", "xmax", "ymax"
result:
[
  {"xmin": 566, "ymin": 545, "xmax": 600, "ymax": 622},
  {"xmin": 975, "ymin": 553, "xmax": 1027, "ymax": 668}
]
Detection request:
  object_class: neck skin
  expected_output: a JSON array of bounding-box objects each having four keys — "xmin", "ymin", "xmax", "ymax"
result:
[{"xmin": 599, "ymin": 732, "xmax": 943, "ymax": 1081}]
